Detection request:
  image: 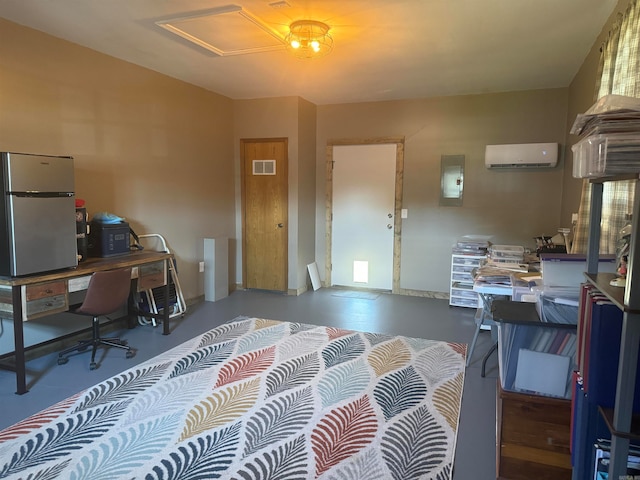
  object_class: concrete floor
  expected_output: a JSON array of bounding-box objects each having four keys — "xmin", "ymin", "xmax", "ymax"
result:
[{"xmin": 0, "ymin": 288, "xmax": 499, "ymax": 479}]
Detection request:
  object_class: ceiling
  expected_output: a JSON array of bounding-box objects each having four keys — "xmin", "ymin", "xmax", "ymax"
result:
[{"xmin": 0, "ymin": 0, "xmax": 619, "ymax": 105}]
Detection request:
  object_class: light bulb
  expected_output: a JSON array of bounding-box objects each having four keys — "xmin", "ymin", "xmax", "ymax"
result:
[
  {"xmin": 311, "ymin": 40, "xmax": 320, "ymax": 52},
  {"xmin": 290, "ymin": 39, "xmax": 300, "ymax": 49}
]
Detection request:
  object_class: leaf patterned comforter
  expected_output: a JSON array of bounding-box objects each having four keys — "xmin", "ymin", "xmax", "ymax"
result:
[{"xmin": 0, "ymin": 317, "xmax": 466, "ymax": 479}]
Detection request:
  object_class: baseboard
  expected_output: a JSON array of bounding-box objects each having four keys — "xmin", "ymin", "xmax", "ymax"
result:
[
  {"xmin": 209, "ymin": 285, "xmax": 447, "ymax": 299},
  {"xmin": 187, "ymin": 295, "xmax": 204, "ymax": 306},
  {"xmin": 288, "ymin": 285, "xmax": 308, "ymax": 296},
  {"xmin": 395, "ymin": 288, "xmax": 449, "ymax": 300}
]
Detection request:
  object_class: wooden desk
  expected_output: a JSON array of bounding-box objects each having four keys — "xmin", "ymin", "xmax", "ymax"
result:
[{"xmin": 0, "ymin": 251, "xmax": 173, "ymax": 394}]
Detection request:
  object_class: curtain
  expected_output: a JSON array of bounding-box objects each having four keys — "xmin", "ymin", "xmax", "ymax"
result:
[{"xmin": 571, "ymin": 0, "xmax": 640, "ymax": 254}]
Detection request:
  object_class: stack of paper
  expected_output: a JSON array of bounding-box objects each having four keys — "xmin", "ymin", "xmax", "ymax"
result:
[
  {"xmin": 571, "ymin": 94, "xmax": 640, "ymax": 135},
  {"xmin": 473, "ymin": 260, "xmax": 530, "ymax": 286},
  {"xmin": 452, "ymin": 234, "xmax": 491, "ymax": 255}
]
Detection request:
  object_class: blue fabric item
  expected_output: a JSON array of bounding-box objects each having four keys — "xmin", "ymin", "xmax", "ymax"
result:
[{"xmin": 92, "ymin": 212, "xmax": 125, "ymax": 224}]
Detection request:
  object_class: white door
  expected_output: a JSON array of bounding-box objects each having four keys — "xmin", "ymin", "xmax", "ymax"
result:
[{"xmin": 331, "ymin": 144, "xmax": 396, "ymax": 290}]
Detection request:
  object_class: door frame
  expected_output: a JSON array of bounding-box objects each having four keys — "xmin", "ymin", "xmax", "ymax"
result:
[
  {"xmin": 325, "ymin": 137, "xmax": 405, "ymax": 293},
  {"xmin": 240, "ymin": 137, "xmax": 288, "ymax": 291}
]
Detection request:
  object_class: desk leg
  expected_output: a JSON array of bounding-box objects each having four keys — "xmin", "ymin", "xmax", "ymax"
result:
[
  {"xmin": 162, "ymin": 258, "xmax": 170, "ymax": 336},
  {"xmin": 12, "ymin": 285, "xmax": 27, "ymax": 395},
  {"xmin": 466, "ymin": 320, "xmax": 482, "ymax": 368}
]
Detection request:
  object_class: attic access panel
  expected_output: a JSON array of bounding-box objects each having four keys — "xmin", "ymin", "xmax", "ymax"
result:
[{"xmin": 156, "ymin": 5, "xmax": 286, "ymax": 56}]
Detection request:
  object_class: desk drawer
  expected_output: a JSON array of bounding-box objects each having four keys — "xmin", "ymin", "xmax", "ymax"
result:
[
  {"xmin": 451, "ymin": 284, "xmax": 479, "ymax": 299},
  {"xmin": 26, "ymin": 294, "xmax": 68, "ymax": 320},
  {"xmin": 452, "ymin": 264, "xmax": 476, "ymax": 274},
  {"xmin": 0, "ymin": 286, "xmax": 12, "ymax": 318},
  {"xmin": 137, "ymin": 261, "xmax": 166, "ymax": 291},
  {"xmin": 26, "ymin": 280, "xmax": 66, "ymax": 301},
  {"xmin": 452, "ymin": 272, "xmax": 474, "ymax": 283},
  {"xmin": 0, "ymin": 282, "xmax": 69, "ymax": 321}
]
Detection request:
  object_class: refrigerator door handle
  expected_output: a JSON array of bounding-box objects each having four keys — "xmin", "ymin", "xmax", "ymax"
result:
[{"xmin": 9, "ymin": 191, "xmax": 74, "ymax": 198}]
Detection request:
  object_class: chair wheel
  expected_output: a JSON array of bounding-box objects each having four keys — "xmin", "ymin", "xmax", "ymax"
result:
[
  {"xmin": 89, "ymin": 362, "xmax": 98, "ymax": 370},
  {"xmin": 57, "ymin": 357, "xmax": 68, "ymax": 365},
  {"xmin": 126, "ymin": 349, "xmax": 135, "ymax": 359}
]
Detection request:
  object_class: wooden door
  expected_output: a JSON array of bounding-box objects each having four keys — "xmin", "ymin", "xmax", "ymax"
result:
[{"xmin": 241, "ymin": 139, "xmax": 288, "ymax": 292}]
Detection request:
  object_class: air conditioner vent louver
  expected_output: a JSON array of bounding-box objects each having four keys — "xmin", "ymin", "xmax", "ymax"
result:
[{"xmin": 489, "ymin": 162, "xmax": 554, "ymax": 169}]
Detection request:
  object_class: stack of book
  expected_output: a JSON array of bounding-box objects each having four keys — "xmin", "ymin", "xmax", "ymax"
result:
[
  {"xmin": 571, "ymin": 282, "xmax": 640, "ymax": 478},
  {"xmin": 576, "ymin": 284, "xmax": 640, "ymax": 409}
]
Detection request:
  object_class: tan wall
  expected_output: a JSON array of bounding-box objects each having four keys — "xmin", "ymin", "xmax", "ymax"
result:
[
  {"xmin": 296, "ymin": 99, "xmax": 317, "ymax": 293},
  {"xmin": 233, "ymin": 97, "xmax": 300, "ymax": 290},
  {"xmin": 1, "ymin": 2, "xmax": 629, "ymax": 301},
  {"xmin": 232, "ymin": 97, "xmax": 316, "ymax": 294},
  {"xmin": 0, "ymin": 19, "xmax": 235, "ymax": 301},
  {"xmin": 317, "ymin": 90, "xmax": 569, "ymax": 293}
]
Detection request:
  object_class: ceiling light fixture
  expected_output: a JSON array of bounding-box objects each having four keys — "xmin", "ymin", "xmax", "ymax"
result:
[{"xmin": 285, "ymin": 20, "xmax": 333, "ymax": 59}]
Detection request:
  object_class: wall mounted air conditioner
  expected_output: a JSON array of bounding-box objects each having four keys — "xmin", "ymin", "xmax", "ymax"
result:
[{"xmin": 485, "ymin": 142, "xmax": 558, "ymax": 169}]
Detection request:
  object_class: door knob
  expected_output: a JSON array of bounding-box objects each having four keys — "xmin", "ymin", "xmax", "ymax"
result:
[
  {"xmin": 387, "ymin": 224, "xmax": 393, "ymax": 229},
  {"xmin": 277, "ymin": 223, "xmax": 284, "ymax": 228},
  {"xmin": 388, "ymin": 213, "xmax": 393, "ymax": 218}
]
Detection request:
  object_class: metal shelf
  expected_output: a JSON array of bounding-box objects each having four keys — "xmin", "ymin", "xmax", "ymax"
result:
[
  {"xmin": 584, "ymin": 273, "xmax": 626, "ymax": 311},
  {"xmin": 599, "ymin": 406, "xmax": 640, "ymax": 440},
  {"xmin": 584, "ymin": 179, "xmax": 640, "ymax": 479}
]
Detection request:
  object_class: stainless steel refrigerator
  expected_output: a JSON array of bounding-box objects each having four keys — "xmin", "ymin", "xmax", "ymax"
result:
[{"xmin": 0, "ymin": 152, "xmax": 78, "ymax": 276}]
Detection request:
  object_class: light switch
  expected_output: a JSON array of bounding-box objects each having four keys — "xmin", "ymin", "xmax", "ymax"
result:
[{"xmin": 401, "ymin": 209, "xmax": 408, "ymax": 219}]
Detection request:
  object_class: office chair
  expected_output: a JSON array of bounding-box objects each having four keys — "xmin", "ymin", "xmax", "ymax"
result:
[{"xmin": 57, "ymin": 267, "xmax": 135, "ymax": 370}]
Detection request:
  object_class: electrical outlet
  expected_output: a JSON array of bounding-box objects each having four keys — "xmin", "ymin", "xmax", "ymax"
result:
[{"xmin": 199, "ymin": 261, "xmax": 205, "ymax": 273}]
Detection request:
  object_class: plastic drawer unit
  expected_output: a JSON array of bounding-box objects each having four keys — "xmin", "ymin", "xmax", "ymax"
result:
[{"xmin": 449, "ymin": 253, "xmax": 485, "ymax": 308}]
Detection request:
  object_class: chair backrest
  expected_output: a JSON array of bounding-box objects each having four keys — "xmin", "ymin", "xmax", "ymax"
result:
[{"xmin": 75, "ymin": 267, "xmax": 132, "ymax": 317}]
